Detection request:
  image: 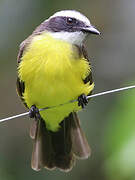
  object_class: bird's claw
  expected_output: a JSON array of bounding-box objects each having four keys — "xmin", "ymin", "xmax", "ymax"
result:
[
  {"xmin": 29, "ymin": 105, "xmax": 41, "ymax": 119},
  {"xmin": 78, "ymin": 94, "xmax": 88, "ymax": 108}
]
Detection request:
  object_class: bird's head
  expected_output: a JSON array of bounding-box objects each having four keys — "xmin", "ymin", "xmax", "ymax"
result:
[{"xmin": 35, "ymin": 10, "xmax": 100, "ymax": 46}]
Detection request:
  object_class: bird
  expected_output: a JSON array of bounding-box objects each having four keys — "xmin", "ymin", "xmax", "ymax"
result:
[{"xmin": 16, "ymin": 10, "xmax": 100, "ymax": 172}]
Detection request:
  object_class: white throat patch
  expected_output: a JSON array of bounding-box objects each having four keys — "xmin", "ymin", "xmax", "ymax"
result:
[{"xmin": 49, "ymin": 31, "xmax": 87, "ymax": 45}]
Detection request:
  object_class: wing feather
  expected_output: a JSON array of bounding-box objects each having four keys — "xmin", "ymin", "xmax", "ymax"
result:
[
  {"xmin": 16, "ymin": 35, "xmax": 33, "ymax": 107},
  {"xmin": 81, "ymin": 44, "xmax": 93, "ymax": 86}
]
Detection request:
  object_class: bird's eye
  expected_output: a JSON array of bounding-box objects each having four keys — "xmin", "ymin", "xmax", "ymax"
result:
[{"xmin": 66, "ymin": 17, "xmax": 76, "ymax": 25}]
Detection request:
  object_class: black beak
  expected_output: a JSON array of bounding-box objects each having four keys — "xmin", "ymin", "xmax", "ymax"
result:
[{"xmin": 81, "ymin": 26, "xmax": 100, "ymax": 35}]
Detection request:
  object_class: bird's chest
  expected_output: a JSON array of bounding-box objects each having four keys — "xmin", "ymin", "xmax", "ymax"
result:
[
  {"xmin": 19, "ymin": 34, "xmax": 90, "ymax": 108},
  {"xmin": 27, "ymin": 54, "xmax": 89, "ymax": 108}
]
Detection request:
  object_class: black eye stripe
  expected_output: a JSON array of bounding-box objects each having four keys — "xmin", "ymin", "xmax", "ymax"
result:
[{"xmin": 35, "ymin": 16, "xmax": 86, "ymax": 33}]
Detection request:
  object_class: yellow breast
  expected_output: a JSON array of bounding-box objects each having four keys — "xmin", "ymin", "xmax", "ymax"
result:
[{"xmin": 18, "ymin": 33, "xmax": 94, "ymax": 131}]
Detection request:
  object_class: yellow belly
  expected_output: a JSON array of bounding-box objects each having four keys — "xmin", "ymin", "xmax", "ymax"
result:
[{"xmin": 18, "ymin": 33, "xmax": 94, "ymax": 131}]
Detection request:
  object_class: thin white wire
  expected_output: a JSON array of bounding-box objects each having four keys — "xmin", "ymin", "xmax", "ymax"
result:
[
  {"xmin": 87, "ymin": 85, "xmax": 135, "ymax": 99},
  {"xmin": 1, "ymin": 85, "xmax": 135, "ymax": 123},
  {"xmin": 0, "ymin": 112, "xmax": 29, "ymax": 123}
]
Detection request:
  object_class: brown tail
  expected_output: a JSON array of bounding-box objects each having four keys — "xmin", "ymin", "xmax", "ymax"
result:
[{"xmin": 30, "ymin": 112, "xmax": 91, "ymax": 171}]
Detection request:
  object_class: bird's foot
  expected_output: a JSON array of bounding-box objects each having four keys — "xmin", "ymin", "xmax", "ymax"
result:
[
  {"xmin": 78, "ymin": 94, "xmax": 88, "ymax": 108},
  {"xmin": 29, "ymin": 105, "xmax": 41, "ymax": 119}
]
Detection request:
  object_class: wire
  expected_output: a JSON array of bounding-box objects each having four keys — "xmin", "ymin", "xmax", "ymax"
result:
[
  {"xmin": 87, "ymin": 85, "xmax": 135, "ymax": 99},
  {"xmin": 0, "ymin": 112, "xmax": 29, "ymax": 123},
  {"xmin": 0, "ymin": 84, "xmax": 135, "ymax": 123}
]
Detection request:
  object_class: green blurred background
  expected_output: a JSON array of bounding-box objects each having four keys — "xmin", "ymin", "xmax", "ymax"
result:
[{"xmin": 0, "ymin": 0, "xmax": 135, "ymax": 179}]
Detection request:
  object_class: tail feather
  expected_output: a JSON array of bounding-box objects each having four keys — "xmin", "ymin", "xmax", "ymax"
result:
[
  {"xmin": 30, "ymin": 112, "xmax": 90, "ymax": 171},
  {"xmin": 31, "ymin": 119, "xmax": 55, "ymax": 171},
  {"xmin": 51, "ymin": 114, "xmax": 75, "ymax": 171},
  {"xmin": 30, "ymin": 120, "xmax": 38, "ymax": 139},
  {"xmin": 71, "ymin": 112, "xmax": 91, "ymax": 159}
]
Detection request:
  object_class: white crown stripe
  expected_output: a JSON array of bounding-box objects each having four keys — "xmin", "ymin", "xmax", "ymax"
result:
[{"xmin": 49, "ymin": 10, "xmax": 91, "ymax": 26}]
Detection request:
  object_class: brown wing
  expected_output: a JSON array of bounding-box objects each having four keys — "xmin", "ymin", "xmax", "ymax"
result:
[
  {"xmin": 17, "ymin": 40, "xmax": 26, "ymax": 63},
  {"xmin": 16, "ymin": 40, "xmax": 27, "ymax": 108},
  {"xmin": 16, "ymin": 77, "xmax": 28, "ymax": 108},
  {"xmin": 16, "ymin": 36, "xmax": 32, "ymax": 108},
  {"xmin": 81, "ymin": 44, "xmax": 93, "ymax": 86},
  {"xmin": 17, "ymin": 35, "xmax": 33, "ymax": 64}
]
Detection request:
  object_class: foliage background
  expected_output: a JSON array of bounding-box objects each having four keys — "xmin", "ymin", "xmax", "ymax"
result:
[{"xmin": 0, "ymin": 0, "xmax": 135, "ymax": 179}]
